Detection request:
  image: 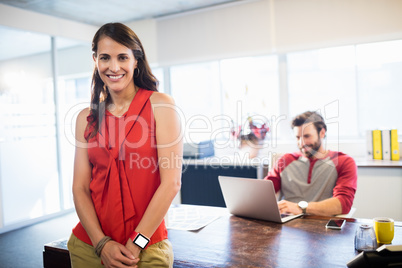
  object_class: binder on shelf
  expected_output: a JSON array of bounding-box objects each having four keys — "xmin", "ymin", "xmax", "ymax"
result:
[
  {"xmin": 390, "ymin": 129, "xmax": 400, "ymax": 161},
  {"xmin": 381, "ymin": 130, "xmax": 391, "ymax": 160},
  {"xmin": 366, "ymin": 130, "xmax": 373, "ymax": 159},
  {"xmin": 372, "ymin": 130, "xmax": 382, "ymax": 160}
]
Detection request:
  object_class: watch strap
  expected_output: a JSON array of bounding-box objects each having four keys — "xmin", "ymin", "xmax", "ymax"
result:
[{"xmin": 130, "ymin": 231, "xmax": 139, "ymax": 242}]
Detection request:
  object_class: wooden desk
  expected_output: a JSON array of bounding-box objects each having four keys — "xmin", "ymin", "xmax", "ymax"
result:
[
  {"xmin": 169, "ymin": 206, "xmax": 402, "ymax": 268},
  {"xmin": 43, "ymin": 206, "xmax": 402, "ymax": 268},
  {"xmin": 43, "ymin": 239, "xmax": 71, "ymax": 268}
]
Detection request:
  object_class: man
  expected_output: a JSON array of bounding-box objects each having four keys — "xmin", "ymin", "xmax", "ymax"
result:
[{"xmin": 264, "ymin": 111, "xmax": 357, "ymax": 216}]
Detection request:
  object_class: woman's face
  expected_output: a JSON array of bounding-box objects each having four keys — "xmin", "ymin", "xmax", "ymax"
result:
[{"xmin": 94, "ymin": 36, "xmax": 137, "ymax": 94}]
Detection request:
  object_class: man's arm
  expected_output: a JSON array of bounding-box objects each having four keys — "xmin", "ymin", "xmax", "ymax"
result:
[
  {"xmin": 332, "ymin": 155, "xmax": 358, "ymax": 214},
  {"xmin": 305, "ymin": 197, "xmax": 342, "ymax": 215},
  {"xmin": 263, "ymin": 154, "xmax": 289, "ymax": 193},
  {"xmin": 278, "ymin": 197, "xmax": 342, "ymax": 216}
]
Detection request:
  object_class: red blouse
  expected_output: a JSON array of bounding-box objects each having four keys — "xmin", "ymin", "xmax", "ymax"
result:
[{"xmin": 72, "ymin": 88, "xmax": 167, "ymax": 247}]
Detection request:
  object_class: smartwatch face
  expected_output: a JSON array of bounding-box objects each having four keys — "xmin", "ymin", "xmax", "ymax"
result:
[
  {"xmin": 299, "ymin": 201, "xmax": 308, "ymax": 209},
  {"xmin": 134, "ymin": 234, "xmax": 149, "ymax": 249}
]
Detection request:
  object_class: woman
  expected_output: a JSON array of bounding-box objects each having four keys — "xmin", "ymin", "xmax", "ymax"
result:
[{"xmin": 67, "ymin": 22, "xmax": 182, "ymax": 268}]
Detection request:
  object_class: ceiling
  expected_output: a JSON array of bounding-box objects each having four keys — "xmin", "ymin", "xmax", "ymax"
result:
[
  {"xmin": 0, "ymin": 0, "xmax": 244, "ymax": 61},
  {"xmin": 0, "ymin": 0, "xmax": 243, "ymax": 26}
]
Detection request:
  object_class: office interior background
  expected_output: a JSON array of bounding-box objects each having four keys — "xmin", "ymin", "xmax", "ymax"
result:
[{"xmin": 0, "ymin": 0, "xmax": 402, "ymax": 234}]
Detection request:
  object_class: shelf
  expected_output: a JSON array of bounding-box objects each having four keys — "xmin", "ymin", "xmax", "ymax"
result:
[{"xmin": 356, "ymin": 159, "xmax": 402, "ymax": 168}]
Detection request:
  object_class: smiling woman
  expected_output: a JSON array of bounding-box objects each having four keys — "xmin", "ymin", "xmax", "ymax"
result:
[{"xmin": 68, "ymin": 23, "xmax": 182, "ymax": 268}]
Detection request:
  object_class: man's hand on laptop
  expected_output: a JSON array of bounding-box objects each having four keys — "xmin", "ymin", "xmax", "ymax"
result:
[{"xmin": 278, "ymin": 200, "xmax": 302, "ymax": 215}]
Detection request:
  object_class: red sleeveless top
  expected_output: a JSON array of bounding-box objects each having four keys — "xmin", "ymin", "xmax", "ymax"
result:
[{"xmin": 72, "ymin": 88, "xmax": 167, "ymax": 246}]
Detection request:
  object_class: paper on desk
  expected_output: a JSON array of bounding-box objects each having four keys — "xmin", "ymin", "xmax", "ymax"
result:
[{"xmin": 166, "ymin": 205, "xmax": 227, "ymax": 231}]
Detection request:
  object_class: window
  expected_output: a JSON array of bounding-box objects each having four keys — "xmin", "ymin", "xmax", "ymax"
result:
[
  {"xmin": 0, "ymin": 27, "xmax": 93, "ymax": 229},
  {"xmin": 0, "ymin": 26, "xmax": 60, "ymax": 225},
  {"xmin": 57, "ymin": 37, "xmax": 92, "ymax": 210},
  {"xmin": 169, "ymin": 56, "xmax": 280, "ymax": 146},
  {"xmin": 287, "ymin": 46, "xmax": 358, "ymax": 140},
  {"xmin": 57, "ymin": 75, "xmax": 91, "ymax": 209},
  {"xmin": 170, "ymin": 62, "xmax": 221, "ymax": 143},
  {"xmin": 220, "ymin": 56, "xmax": 280, "ymax": 131},
  {"xmin": 152, "ymin": 67, "xmax": 165, "ymax": 93},
  {"xmin": 356, "ymin": 40, "xmax": 402, "ymax": 136}
]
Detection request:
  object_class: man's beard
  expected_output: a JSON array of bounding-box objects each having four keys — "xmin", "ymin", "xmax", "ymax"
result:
[{"xmin": 301, "ymin": 139, "xmax": 322, "ymax": 158}]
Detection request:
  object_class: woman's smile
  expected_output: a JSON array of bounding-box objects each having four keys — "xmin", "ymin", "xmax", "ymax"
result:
[{"xmin": 106, "ymin": 74, "xmax": 126, "ymax": 83}]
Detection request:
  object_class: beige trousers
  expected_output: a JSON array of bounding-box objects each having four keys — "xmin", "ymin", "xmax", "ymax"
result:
[{"xmin": 67, "ymin": 233, "xmax": 173, "ymax": 268}]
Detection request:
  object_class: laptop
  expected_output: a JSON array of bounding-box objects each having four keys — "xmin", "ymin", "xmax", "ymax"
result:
[{"xmin": 218, "ymin": 176, "xmax": 303, "ymax": 223}]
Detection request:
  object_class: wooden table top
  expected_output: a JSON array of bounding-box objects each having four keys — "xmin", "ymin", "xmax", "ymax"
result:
[{"xmin": 168, "ymin": 206, "xmax": 402, "ymax": 268}]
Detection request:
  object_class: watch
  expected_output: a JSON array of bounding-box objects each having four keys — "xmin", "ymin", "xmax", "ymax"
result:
[
  {"xmin": 130, "ymin": 232, "xmax": 150, "ymax": 249},
  {"xmin": 298, "ymin": 201, "xmax": 308, "ymax": 214}
]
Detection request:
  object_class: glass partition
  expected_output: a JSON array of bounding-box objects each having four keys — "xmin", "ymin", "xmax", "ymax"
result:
[
  {"xmin": 0, "ymin": 26, "xmax": 93, "ymax": 228},
  {"xmin": 56, "ymin": 37, "xmax": 92, "ymax": 210},
  {"xmin": 0, "ymin": 26, "xmax": 60, "ymax": 225}
]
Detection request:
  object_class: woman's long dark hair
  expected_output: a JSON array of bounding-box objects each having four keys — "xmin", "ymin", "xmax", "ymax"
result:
[{"xmin": 87, "ymin": 22, "xmax": 158, "ymax": 140}]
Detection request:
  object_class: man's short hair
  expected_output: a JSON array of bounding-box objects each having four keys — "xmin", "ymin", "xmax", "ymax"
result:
[{"xmin": 291, "ymin": 111, "xmax": 327, "ymax": 135}]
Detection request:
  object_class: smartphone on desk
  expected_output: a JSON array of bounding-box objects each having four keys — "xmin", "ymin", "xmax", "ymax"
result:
[{"xmin": 326, "ymin": 219, "xmax": 346, "ymax": 229}]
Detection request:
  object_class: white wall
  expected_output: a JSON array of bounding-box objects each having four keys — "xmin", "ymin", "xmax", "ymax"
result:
[
  {"xmin": 57, "ymin": 45, "xmax": 93, "ymax": 76},
  {"xmin": 156, "ymin": 0, "xmax": 272, "ymax": 66},
  {"xmin": 273, "ymin": 0, "xmax": 402, "ymax": 53},
  {"xmin": 0, "ymin": 46, "xmax": 93, "ymax": 80},
  {"xmin": 126, "ymin": 19, "xmax": 158, "ymax": 65},
  {"xmin": 0, "ymin": 3, "xmax": 97, "ymax": 42},
  {"xmin": 152, "ymin": 0, "xmax": 402, "ymax": 66},
  {"xmin": 354, "ymin": 167, "xmax": 402, "ymax": 221}
]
